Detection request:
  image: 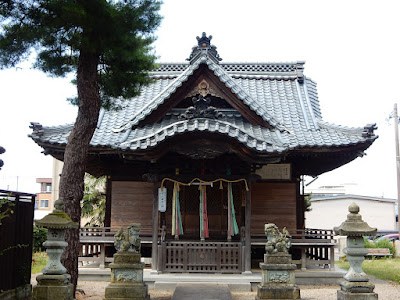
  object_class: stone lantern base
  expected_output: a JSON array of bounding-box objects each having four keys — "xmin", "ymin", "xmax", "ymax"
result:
[
  {"xmin": 32, "ymin": 274, "xmax": 74, "ymax": 300},
  {"xmin": 337, "ymin": 281, "xmax": 378, "ymax": 300},
  {"xmin": 104, "ymin": 252, "xmax": 149, "ymax": 300},
  {"xmin": 337, "ymin": 291, "xmax": 378, "ymax": 300},
  {"xmin": 256, "ymin": 253, "xmax": 300, "ymax": 300}
]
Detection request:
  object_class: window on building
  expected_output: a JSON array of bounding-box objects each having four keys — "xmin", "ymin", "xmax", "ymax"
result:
[
  {"xmin": 40, "ymin": 199, "xmax": 49, "ymax": 208},
  {"xmin": 46, "ymin": 184, "xmax": 51, "ymax": 192},
  {"xmin": 35, "ymin": 200, "xmax": 39, "ymax": 210}
]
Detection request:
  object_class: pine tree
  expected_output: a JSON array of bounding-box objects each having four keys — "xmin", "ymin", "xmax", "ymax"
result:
[{"xmin": 0, "ymin": 0, "xmax": 162, "ymax": 291}]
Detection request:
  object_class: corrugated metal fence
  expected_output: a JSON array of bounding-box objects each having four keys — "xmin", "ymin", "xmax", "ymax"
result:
[{"xmin": 0, "ymin": 189, "xmax": 35, "ymax": 292}]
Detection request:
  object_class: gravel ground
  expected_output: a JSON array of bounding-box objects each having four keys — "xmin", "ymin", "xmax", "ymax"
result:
[{"xmin": 32, "ymin": 274, "xmax": 400, "ymax": 299}]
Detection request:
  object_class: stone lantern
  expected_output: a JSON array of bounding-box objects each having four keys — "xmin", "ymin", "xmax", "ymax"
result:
[
  {"xmin": 32, "ymin": 199, "xmax": 78, "ymax": 300},
  {"xmin": 334, "ymin": 203, "xmax": 378, "ymax": 300}
]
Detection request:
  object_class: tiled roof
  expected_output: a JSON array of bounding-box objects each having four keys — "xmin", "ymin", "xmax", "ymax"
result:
[
  {"xmin": 30, "ymin": 52, "xmax": 377, "ymax": 155},
  {"xmin": 151, "ymin": 62, "xmax": 302, "ymax": 78},
  {"xmin": 114, "ymin": 55, "xmax": 288, "ymax": 133}
]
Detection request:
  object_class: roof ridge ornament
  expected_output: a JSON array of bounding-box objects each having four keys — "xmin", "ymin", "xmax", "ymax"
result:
[{"xmin": 187, "ymin": 32, "xmax": 222, "ymax": 63}]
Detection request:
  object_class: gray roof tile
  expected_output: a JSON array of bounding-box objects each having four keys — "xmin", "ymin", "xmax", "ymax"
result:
[{"xmin": 30, "ymin": 54, "xmax": 376, "ymax": 155}]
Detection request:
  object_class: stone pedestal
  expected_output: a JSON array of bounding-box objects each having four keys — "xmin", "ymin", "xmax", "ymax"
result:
[
  {"xmin": 33, "ymin": 274, "xmax": 74, "ymax": 300},
  {"xmin": 104, "ymin": 252, "xmax": 149, "ymax": 300},
  {"xmin": 256, "ymin": 253, "xmax": 300, "ymax": 300},
  {"xmin": 337, "ymin": 284, "xmax": 377, "ymax": 299}
]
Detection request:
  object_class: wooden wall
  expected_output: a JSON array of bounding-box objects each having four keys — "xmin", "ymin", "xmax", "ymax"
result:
[
  {"xmin": 251, "ymin": 182, "xmax": 297, "ymax": 235},
  {"xmin": 110, "ymin": 181, "xmax": 154, "ymax": 229},
  {"xmin": 109, "ymin": 181, "xmax": 298, "ymax": 236}
]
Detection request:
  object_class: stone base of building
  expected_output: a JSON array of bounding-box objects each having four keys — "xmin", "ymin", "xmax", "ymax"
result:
[
  {"xmin": 256, "ymin": 285, "xmax": 301, "ymax": 300},
  {"xmin": 32, "ymin": 274, "xmax": 74, "ymax": 300},
  {"xmin": 337, "ymin": 290, "xmax": 378, "ymax": 300}
]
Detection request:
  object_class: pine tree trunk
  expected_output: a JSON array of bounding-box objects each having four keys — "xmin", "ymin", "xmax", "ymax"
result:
[{"xmin": 60, "ymin": 50, "xmax": 100, "ymax": 293}]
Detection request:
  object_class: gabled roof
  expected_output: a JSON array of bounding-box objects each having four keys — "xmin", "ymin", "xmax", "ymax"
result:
[
  {"xmin": 29, "ymin": 33, "xmax": 377, "ymax": 174},
  {"xmin": 112, "ymin": 54, "xmax": 288, "ymax": 133}
]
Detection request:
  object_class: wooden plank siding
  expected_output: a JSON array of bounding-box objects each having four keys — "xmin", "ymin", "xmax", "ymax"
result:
[
  {"xmin": 251, "ymin": 182, "xmax": 297, "ymax": 235},
  {"xmin": 110, "ymin": 181, "xmax": 154, "ymax": 229}
]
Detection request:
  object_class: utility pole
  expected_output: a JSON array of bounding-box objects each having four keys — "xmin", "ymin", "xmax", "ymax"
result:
[{"xmin": 394, "ymin": 103, "xmax": 400, "ymax": 236}]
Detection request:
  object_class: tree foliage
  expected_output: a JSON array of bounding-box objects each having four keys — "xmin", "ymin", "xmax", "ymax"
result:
[
  {"xmin": 0, "ymin": 0, "xmax": 162, "ymax": 291},
  {"xmin": 81, "ymin": 175, "xmax": 106, "ymax": 227},
  {"xmin": 32, "ymin": 225, "xmax": 48, "ymax": 253},
  {"xmin": 0, "ymin": 197, "xmax": 14, "ymax": 226},
  {"xmin": 304, "ymin": 193, "xmax": 312, "ymax": 212},
  {"xmin": 0, "ymin": 146, "xmax": 5, "ymax": 170},
  {"xmin": 0, "ymin": 0, "xmax": 161, "ymax": 108}
]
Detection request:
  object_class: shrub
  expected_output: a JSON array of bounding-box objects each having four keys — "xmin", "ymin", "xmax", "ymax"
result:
[
  {"xmin": 32, "ymin": 225, "xmax": 47, "ymax": 253},
  {"xmin": 32, "ymin": 252, "xmax": 48, "ymax": 274},
  {"xmin": 364, "ymin": 237, "xmax": 395, "ymax": 256}
]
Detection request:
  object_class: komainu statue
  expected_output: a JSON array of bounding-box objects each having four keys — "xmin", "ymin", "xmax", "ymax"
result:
[
  {"xmin": 264, "ymin": 223, "xmax": 291, "ymax": 254},
  {"xmin": 114, "ymin": 223, "xmax": 141, "ymax": 253}
]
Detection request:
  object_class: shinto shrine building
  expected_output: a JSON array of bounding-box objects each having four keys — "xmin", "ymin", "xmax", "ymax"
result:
[{"xmin": 30, "ymin": 33, "xmax": 377, "ymax": 273}]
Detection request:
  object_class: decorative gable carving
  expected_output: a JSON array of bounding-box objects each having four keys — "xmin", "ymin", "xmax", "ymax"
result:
[
  {"xmin": 179, "ymin": 95, "xmax": 225, "ymax": 120},
  {"xmin": 186, "ymin": 79, "xmax": 220, "ymax": 98}
]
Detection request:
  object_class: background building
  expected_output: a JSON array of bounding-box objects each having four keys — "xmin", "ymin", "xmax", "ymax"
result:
[
  {"xmin": 34, "ymin": 177, "xmax": 52, "ymax": 220},
  {"xmin": 305, "ymin": 194, "xmax": 397, "ymax": 232}
]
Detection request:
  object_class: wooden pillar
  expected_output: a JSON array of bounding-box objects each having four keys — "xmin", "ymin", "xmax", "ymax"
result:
[
  {"xmin": 104, "ymin": 176, "xmax": 112, "ymax": 227},
  {"xmin": 99, "ymin": 244, "xmax": 105, "ymax": 269},
  {"xmin": 243, "ymin": 182, "xmax": 252, "ymax": 274},
  {"xmin": 296, "ymin": 178, "xmax": 305, "ymax": 230},
  {"xmin": 151, "ymin": 181, "xmax": 159, "ymax": 273},
  {"xmin": 301, "ymin": 248, "xmax": 307, "ymax": 271}
]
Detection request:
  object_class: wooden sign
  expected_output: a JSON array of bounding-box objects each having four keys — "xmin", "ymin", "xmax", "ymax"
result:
[
  {"xmin": 256, "ymin": 164, "xmax": 291, "ymax": 180},
  {"xmin": 158, "ymin": 188, "xmax": 167, "ymax": 212}
]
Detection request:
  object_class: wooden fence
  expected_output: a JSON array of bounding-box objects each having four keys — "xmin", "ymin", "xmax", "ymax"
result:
[{"xmin": 0, "ymin": 190, "xmax": 35, "ymax": 292}]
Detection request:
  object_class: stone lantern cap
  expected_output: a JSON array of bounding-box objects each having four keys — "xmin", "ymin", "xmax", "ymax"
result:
[
  {"xmin": 35, "ymin": 199, "xmax": 78, "ymax": 229},
  {"xmin": 334, "ymin": 202, "xmax": 377, "ymax": 236}
]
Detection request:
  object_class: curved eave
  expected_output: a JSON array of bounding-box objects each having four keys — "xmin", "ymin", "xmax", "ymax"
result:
[
  {"xmin": 116, "ymin": 118, "xmax": 287, "ymax": 154},
  {"xmin": 287, "ymin": 135, "xmax": 377, "ymax": 152},
  {"xmin": 30, "ymin": 125, "xmax": 376, "ymax": 156},
  {"xmin": 285, "ymin": 137, "xmax": 377, "ymax": 176}
]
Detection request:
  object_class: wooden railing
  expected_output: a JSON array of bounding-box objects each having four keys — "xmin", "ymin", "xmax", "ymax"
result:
[
  {"xmin": 79, "ymin": 227, "xmax": 335, "ymax": 270},
  {"xmin": 251, "ymin": 228, "xmax": 336, "ymax": 270},
  {"xmin": 78, "ymin": 226, "xmax": 164, "ymax": 268}
]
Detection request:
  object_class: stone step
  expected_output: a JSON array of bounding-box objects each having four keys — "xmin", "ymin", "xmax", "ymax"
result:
[
  {"xmin": 171, "ymin": 283, "xmax": 232, "ymax": 300},
  {"xmin": 154, "ymin": 281, "xmax": 251, "ymax": 292}
]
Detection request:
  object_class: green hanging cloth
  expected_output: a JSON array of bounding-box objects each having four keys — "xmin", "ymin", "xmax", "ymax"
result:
[
  {"xmin": 172, "ymin": 182, "xmax": 183, "ymax": 236},
  {"xmin": 228, "ymin": 182, "xmax": 239, "ymax": 236}
]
